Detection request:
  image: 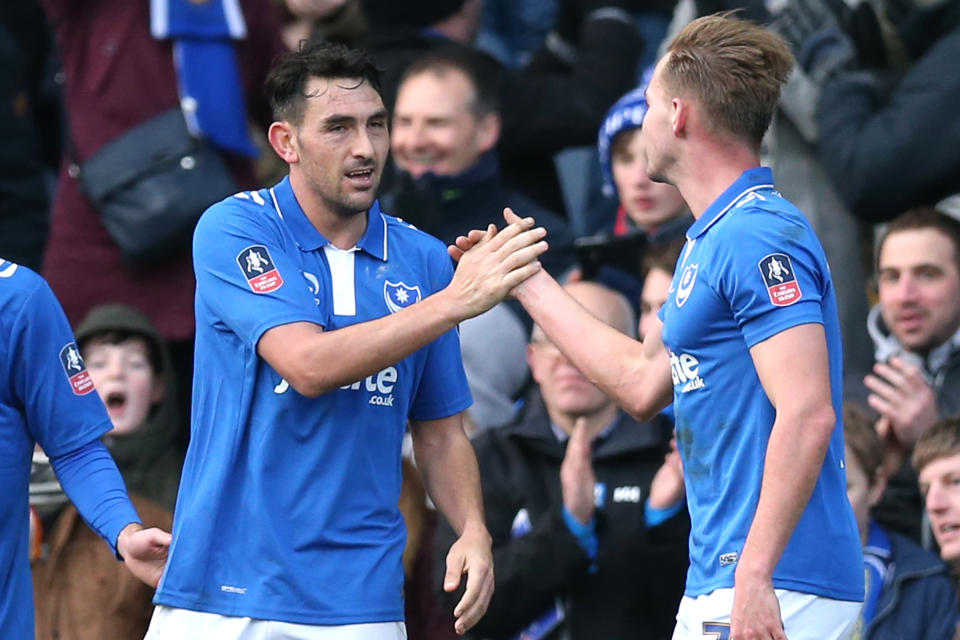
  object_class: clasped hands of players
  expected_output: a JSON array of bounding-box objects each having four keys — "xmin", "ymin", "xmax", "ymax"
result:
[
  {"xmin": 448, "ymin": 208, "xmax": 550, "ymax": 303},
  {"xmin": 116, "ymin": 522, "xmax": 172, "ymax": 588},
  {"xmin": 445, "ymin": 209, "xmax": 548, "ymax": 317}
]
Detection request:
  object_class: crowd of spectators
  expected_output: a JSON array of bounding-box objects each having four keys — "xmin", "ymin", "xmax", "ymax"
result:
[{"xmin": 8, "ymin": 0, "xmax": 960, "ymax": 637}]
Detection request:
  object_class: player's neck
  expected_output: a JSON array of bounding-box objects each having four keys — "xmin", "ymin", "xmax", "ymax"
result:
[
  {"xmin": 675, "ymin": 139, "xmax": 760, "ymax": 219},
  {"xmin": 290, "ymin": 172, "xmax": 369, "ymax": 250}
]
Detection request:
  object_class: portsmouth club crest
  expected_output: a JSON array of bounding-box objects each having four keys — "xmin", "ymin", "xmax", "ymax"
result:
[
  {"xmin": 60, "ymin": 342, "xmax": 94, "ymax": 395},
  {"xmin": 759, "ymin": 253, "xmax": 802, "ymax": 306},
  {"xmin": 237, "ymin": 244, "xmax": 284, "ymax": 294},
  {"xmin": 675, "ymin": 263, "xmax": 698, "ymax": 308},
  {"xmin": 384, "ymin": 281, "xmax": 422, "ymax": 314}
]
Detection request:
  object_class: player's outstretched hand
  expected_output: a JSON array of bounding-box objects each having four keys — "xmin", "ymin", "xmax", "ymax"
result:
[
  {"xmin": 444, "ymin": 524, "xmax": 495, "ymax": 635},
  {"xmin": 117, "ymin": 522, "xmax": 171, "ymax": 588},
  {"xmin": 446, "ymin": 208, "xmax": 548, "ymax": 319},
  {"xmin": 731, "ymin": 569, "xmax": 787, "ymax": 640},
  {"xmin": 447, "ymin": 207, "xmax": 538, "ymax": 263}
]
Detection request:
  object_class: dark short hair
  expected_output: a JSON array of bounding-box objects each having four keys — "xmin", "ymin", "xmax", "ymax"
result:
[
  {"xmin": 914, "ymin": 415, "xmax": 960, "ymax": 474},
  {"xmin": 265, "ymin": 41, "xmax": 383, "ymax": 125},
  {"xmin": 877, "ymin": 206, "xmax": 960, "ymax": 274},
  {"xmin": 79, "ymin": 330, "xmax": 164, "ymax": 376},
  {"xmin": 843, "ymin": 402, "xmax": 884, "ymax": 483},
  {"xmin": 664, "ymin": 12, "xmax": 793, "ymax": 150},
  {"xmin": 398, "ymin": 47, "xmax": 500, "ymax": 118}
]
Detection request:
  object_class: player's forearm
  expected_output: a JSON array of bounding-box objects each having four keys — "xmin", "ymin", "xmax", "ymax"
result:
[
  {"xmin": 414, "ymin": 420, "xmax": 487, "ymax": 536},
  {"xmin": 514, "ymin": 271, "xmax": 658, "ymax": 416},
  {"xmin": 280, "ymin": 289, "xmax": 467, "ymax": 397},
  {"xmin": 738, "ymin": 404, "xmax": 834, "ymax": 579},
  {"xmin": 51, "ymin": 439, "xmax": 141, "ymax": 555}
]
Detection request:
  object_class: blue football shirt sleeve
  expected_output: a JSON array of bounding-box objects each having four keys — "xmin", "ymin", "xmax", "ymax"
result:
[
  {"xmin": 50, "ymin": 440, "xmax": 140, "ymax": 555},
  {"xmin": 409, "ymin": 252, "xmax": 472, "ymax": 421},
  {"xmin": 715, "ymin": 211, "xmax": 826, "ymax": 348},
  {"xmin": 193, "ymin": 201, "xmax": 327, "ymax": 348},
  {"xmin": 11, "ymin": 276, "xmax": 113, "ymax": 457}
]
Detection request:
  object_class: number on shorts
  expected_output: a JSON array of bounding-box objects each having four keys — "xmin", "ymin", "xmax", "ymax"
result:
[{"xmin": 702, "ymin": 622, "xmax": 730, "ymax": 640}]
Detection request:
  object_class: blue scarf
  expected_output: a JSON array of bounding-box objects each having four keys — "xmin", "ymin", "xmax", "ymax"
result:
[
  {"xmin": 850, "ymin": 521, "xmax": 892, "ymax": 639},
  {"xmin": 151, "ymin": 0, "xmax": 258, "ymax": 157}
]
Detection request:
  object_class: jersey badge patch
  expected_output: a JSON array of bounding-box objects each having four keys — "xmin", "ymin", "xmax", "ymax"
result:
[
  {"xmin": 384, "ymin": 281, "xmax": 422, "ymax": 314},
  {"xmin": 675, "ymin": 263, "xmax": 698, "ymax": 308},
  {"xmin": 60, "ymin": 342, "xmax": 94, "ymax": 395},
  {"xmin": 237, "ymin": 245, "xmax": 284, "ymax": 294},
  {"xmin": 758, "ymin": 253, "xmax": 802, "ymax": 306}
]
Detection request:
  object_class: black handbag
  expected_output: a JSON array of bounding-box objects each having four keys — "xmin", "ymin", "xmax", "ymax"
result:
[{"xmin": 78, "ymin": 108, "xmax": 239, "ymax": 265}]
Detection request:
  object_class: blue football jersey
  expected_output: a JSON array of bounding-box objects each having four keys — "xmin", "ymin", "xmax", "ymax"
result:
[
  {"xmin": 155, "ymin": 177, "xmax": 472, "ymax": 624},
  {"xmin": 659, "ymin": 168, "xmax": 863, "ymax": 601},
  {"xmin": 0, "ymin": 262, "xmax": 116, "ymax": 638}
]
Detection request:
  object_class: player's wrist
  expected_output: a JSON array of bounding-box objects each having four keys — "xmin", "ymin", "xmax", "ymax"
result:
[
  {"xmin": 734, "ymin": 555, "xmax": 775, "ymax": 583},
  {"xmin": 116, "ymin": 521, "xmax": 144, "ymax": 560},
  {"xmin": 428, "ymin": 287, "xmax": 473, "ymax": 328},
  {"xmin": 459, "ymin": 519, "xmax": 492, "ymax": 544},
  {"xmin": 511, "ymin": 268, "xmax": 551, "ymax": 306}
]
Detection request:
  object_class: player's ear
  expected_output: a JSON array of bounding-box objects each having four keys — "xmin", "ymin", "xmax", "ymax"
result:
[
  {"xmin": 672, "ymin": 98, "xmax": 686, "ymax": 137},
  {"xmin": 476, "ymin": 112, "xmax": 500, "ymax": 155},
  {"xmin": 268, "ymin": 121, "xmax": 299, "ymax": 164}
]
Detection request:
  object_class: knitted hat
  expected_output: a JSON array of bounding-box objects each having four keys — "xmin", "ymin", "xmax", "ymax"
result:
[{"xmin": 597, "ymin": 65, "xmax": 656, "ymax": 199}]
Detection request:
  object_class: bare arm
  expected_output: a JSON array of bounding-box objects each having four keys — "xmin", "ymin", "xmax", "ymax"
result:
[
  {"xmin": 258, "ymin": 220, "xmax": 547, "ymax": 397},
  {"xmin": 513, "ymin": 268, "xmax": 674, "ymax": 421},
  {"xmin": 731, "ymin": 322, "xmax": 836, "ymax": 640},
  {"xmin": 448, "ymin": 208, "xmax": 673, "ymax": 419},
  {"xmin": 411, "ymin": 413, "xmax": 494, "ymax": 636}
]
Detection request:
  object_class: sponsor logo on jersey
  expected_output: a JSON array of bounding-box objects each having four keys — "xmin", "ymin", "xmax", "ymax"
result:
[
  {"xmin": 237, "ymin": 245, "xmax": 283, "ymax": 293},
  {"xmin": 220, "ymin": 584, "xmax": 247, "ymax": 594},
  {"xmin": 675, "ymin": 263, "xmax": 698, "ymax": 308},
  {"xmin": 59, "ymin": 342, "xmax": 94, "ymax": 395},
  {"xmin": 341, "ymin": 366, "xmax": 398, "ymax": 407},
  {"xmin": 384, "ymin": 281, "xmax": 421, "ymax": 314},
  {"xmin": 669, "ymin": 350, "xmax": 705, "ymax": 392},
  {"xmin": 719, "ymin": 551, "xmax": 739, "ymax": 567},
  {"xmin": 758, "ymin": 253, "xmax": 802, "ymax": 307}
]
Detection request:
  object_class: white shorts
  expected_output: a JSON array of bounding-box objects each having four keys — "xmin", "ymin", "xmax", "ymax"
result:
[
  {"xmin": 145, "ymin": 605, "xmax": 408, "ymax": 640},
  {"xmin": 672, "ymin": 588, "xmax": 861, "ymax": 640}
]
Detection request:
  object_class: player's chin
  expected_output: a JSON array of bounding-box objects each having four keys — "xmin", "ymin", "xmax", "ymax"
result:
[{"xmin": 343, "ymin": 190, "xmax": 379, "ymax": 213}]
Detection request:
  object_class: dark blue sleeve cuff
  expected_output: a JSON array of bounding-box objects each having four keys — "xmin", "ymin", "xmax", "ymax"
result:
[
  {"xmin": 645, "ymin": 497, "xmax": 684, "ymax": 527},
  {"xmin": 562, "ymin": 506, "xmax": 598, "ymax": 562}
]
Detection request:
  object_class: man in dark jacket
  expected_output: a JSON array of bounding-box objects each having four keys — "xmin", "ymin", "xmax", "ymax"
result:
[
  {"xmin": 435, "ymin": 281, "xmax": 689, "ymax": 639},
  {"xmin": 360, "ymin": 0, "xmax": 644, "ymax": 215},
  {"xmin": 385, "ymin": 48, "xmax": 576, "ymax": 278}
]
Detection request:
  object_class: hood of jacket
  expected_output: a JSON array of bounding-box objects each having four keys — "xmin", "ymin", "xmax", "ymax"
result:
[{"xmin": 867, "ymin": 303, "xmax": 960, "ymax": 384}]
